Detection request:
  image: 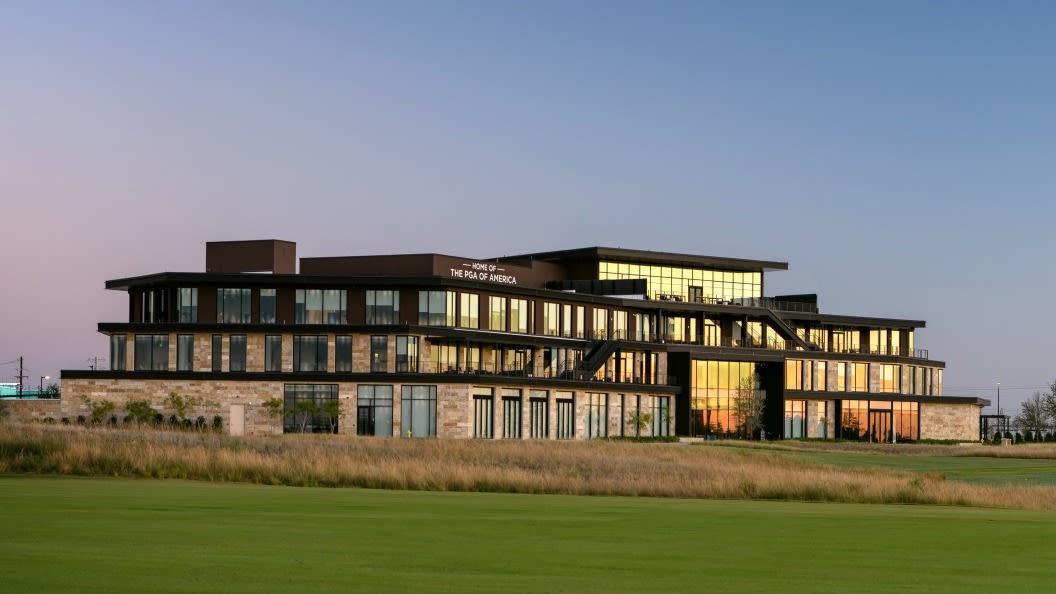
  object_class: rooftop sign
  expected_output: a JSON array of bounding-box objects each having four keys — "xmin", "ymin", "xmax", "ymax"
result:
[{"xmin": 448, "ymin": 261, "xmax": 518, "ymax": 285}]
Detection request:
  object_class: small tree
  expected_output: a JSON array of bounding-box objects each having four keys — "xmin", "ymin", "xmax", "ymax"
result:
[
  {"xmin": 166, "ymin": 392, "xmax": 203, "ymax": 427},
  {"xmin": 262, "ymin": 397, "xmax": 285, "ymax": 431},
  {"xmin": 321, "ymin": 399, "xmax": 342, "ymax": 434},
  {"xmin": 733, "ymin": 377, "xmax": 765, "ymax": 440},
  {"xmin": 44, "ymin": 382, "xmax": 60, "ymax": 399},
  {"xmin": 125, "ymin": 399, "xmax": 157, "ymax": 426},
  {"xmin": 89, "ymin": 400, "xmax": 116, "ymax": 425},
  {"xmin": 292, "ymin": 399, "xmax": 319, "ymax": 433},
  {"xmin": 626, "ymin": 410, "xmax": 653, "ymax": 437},
  {"xmin": 1016, "ymin": 392, "xmax": 1049, "ymax": 439},
  {"xmin": 0, "ymin": 400, "xmax": 8, "ymax": 421}
]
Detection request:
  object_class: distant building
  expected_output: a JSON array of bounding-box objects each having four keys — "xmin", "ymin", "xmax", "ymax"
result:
[{"xmin": 60, "ymin": 239, "xmax": 987, "ymax": 440}]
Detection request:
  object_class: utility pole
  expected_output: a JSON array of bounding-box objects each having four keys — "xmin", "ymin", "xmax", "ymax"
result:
[{"xmin": 16, "ymin": 356, "xmax": 26, "ymax": 397}]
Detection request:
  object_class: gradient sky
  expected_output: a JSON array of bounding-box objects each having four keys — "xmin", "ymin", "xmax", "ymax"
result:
[{"xmin": 2, "ymin": 1, "xmax": 1052, "ymax": 412}]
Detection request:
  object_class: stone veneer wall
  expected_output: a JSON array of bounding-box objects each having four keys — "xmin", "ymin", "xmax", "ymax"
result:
[
  {"xmin": 920, "ymin": 402, "xmax": 981, "ymax": 441},
  {"xmin": 60, "ymin": 378, "xmax": 675, "ymax": 439},
  {"xmin": 3, "ymin": 399, "xmax": 62, "ymax": 424}
]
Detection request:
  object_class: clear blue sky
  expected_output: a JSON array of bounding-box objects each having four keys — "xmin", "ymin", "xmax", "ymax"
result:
[{"xmin": 2, "ymin": 1, "xmax": 1052, "ymax": 411}]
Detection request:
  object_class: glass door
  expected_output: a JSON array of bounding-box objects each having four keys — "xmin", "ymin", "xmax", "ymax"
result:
[{"xmin": 868, "ymin": 410, "xmax": 892, "ymax": 443}]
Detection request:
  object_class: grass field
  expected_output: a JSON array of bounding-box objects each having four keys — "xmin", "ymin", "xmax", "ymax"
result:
[
  {"xmin": 1, "ymin": 476, "xmax": 1054, "ymax": 593},
  {"xmin": 711, "ymin": 442, "xmax": 1056, "ymax": 485}
]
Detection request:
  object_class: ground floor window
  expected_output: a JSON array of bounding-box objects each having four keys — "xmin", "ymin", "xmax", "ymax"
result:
[
  {"xmin": 177, "ymin": 334, "xmax": 193, "ymax": 372},
  {"xmin": 586, "ymin": 392, "xmax": 608, "ymax": 439},
  {"xmin": 473, "ymin": 387, "xmax": 494, "ymax": 438},
  {"xmin": 784, "ymin": 400, "xmax": 806, "ymax": 439},
  {"xmin": 556, "ymin": 392, "xmax": 574, "ymax": 439},
  {"xmin": 401, "ymin": 385, "xmax": 436, "ymax": 438},
  {"xmin": 502, "ymin": 389, "xmax": 522, "ymax": 439},
  {"xmin": 840, "ymin": 400, "xmax": 918, "ymax": 442},
  {"xmin": 357, "ymin": 384, "xmax": 392, "ymax": 436},
  {"xmin": 283, "ymin": 384, "xmax": 339, "ymax": 434},
  {"xmin": 652, "ymin": 396, "xmax": 670, "ymax": 437},
  {"xmin": 229, "ymin": 335, "xmax": 247, "ymax": 372},
  {"xmin": 110, "ymin": 335, "xmax": 127, "ymax": 371},
  {"xmin": 529, "ymin": 390, "xmax": 548, "ymax": 438}
]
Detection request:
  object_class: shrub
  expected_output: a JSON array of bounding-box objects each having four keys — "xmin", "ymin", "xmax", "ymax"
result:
[
  {"xmin": 168, "ymin": 415, "xmax": 178, "ymax": 428},
  {"xmin": 61, "ymin": 417, "xmax": 70, "ymax": 425},
  {"xmin": 42, "ymin": 417, "xmax": 56, "ymax": 425},
  {"xmin": 125, "ymin": 400, "xmax": 158, "ymax": 426},
  {"xmin": 195, "ymin": 416, "xmax": 206, "ymax": 431},
  {"xmin": 153, "ymin": 413, "xmax": 164, "ymax": 426},
  {"xmin": 109, "ymin": 415, "xmax": 117, "ymax": 427},
  {"xmin": 212, "ymin": 415, "xmax": 223, "ymax": 432},
  {"xmin": 76, "ymin": 416, "xmax": 86, "ymax": 425}
]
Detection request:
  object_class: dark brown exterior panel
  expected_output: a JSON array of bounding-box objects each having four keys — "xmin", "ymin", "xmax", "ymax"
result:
[{"xmin": 206, "ymin": 240, "xmax": 296, "ymax": 274}]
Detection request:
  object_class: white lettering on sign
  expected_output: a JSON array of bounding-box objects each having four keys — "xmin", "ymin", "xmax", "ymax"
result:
[{"xmin": 449, "ymin": 262, "xmax": 518, "ymax": 285}]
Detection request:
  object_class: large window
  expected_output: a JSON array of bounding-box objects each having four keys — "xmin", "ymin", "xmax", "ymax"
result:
[
  {"xmin": 599, "ymin": 261, "xmax": 762, "ymax": 303},
  {"xmin": 473, "ymin": 387, "xmax": 494, "ymax": 438},
  {"xmin": 690, "ymin": 360, "xmax": 756, "ymax": 436},
  {"xmin": 784, "ymin": 400, "xmax": 806, "ymax": 438},
  {"xmin": 785, "ymin": 359, "xmax": 804, "ymax": 390},
  {"xmin": 283, "ymin": 384, "xmax": 339, "ymax": 434},
  {"xmin": 488, "ymin": 296, "xmax": 506, "ymax": 331},
  {"xmin": 293, "ymin": 335, "xmax": 327, "ymax": 372},
  {"xmin": 229, "ymin": 335, "xmax": 246, "ymax": 372},
  {"xmin": 265, "ymin": 335, "xmax": 282, "ymax": 372},
  {"xmin": 296, "ymin": 289, "xmax": 346, "ymax": 324},
  {"xmin": 395, "ymin": 336, "xmax": 418, "ymax": 373},
  {"xmin": 357, "ymin": 385, "xmax": 392, "ymax": 436},
  {"xmin": 849, "ymin": 363, "xmax": 868, "ymax": 392},
  {"xmin": 652, "ymin": 396, "xmax": 670, "ymax": 437},
  {"xmin": 217, "ymin": 288, "xmax": 251, "ymax": 323},
  {"xmin": 177, "ymin": 335, "xmax": 193, "ymax": 372},
  {"xmin": 400, "ymin": 385, "xmax": 436, "ymax": 438},
  {"xmin": 459, "ymin": 293, "xmax": 479, "ymax": 328},
  {"xmin": 509, "ymin": 298, "xmax": 529, "ymax": 334},
  {"xmin": 371, "ymin": 336, "xmax": 388, "ymax": 372},
  {"xmin": 259, "ymin": 289, "xmax": 276, "ymax": 324},
  {"xmin": 418, "ymin": 291, "xmax": 456, "ymax": 326},
  {"xmin": 592, "ymin": 308, "xmax": 609, "ymax": 340},
  {"xmin": 365, "ymin": 290, "xmax": 399, "ymax": 325},
  {"xmin": 880, "ymin": 364, "xmax": 901, "ymax": 393},
  {"xmin": 134, "ymin": 334, "xmax": 168, "ymax": 371},
  {"xmin": 502, "ymin": 388, "xmax": 522, "ymax": 439},
  {"xmin": 543, "ymin": 302, "xmax": 560, "ymax": 337},
  {"xmin": 177, "ymin": 288, "xmax": 198, "ymax": 323},
  {"xmin": 840, "ymin": 400, "xmax": 918, "ymax": 442},
  {"xmin": 529, "ymin": 390, "xmax": 548, "ymax": 438},
  {"xmin": 556, "ymin": 392, "xmax": 574, "ymax": 439},
  {"xmin": 612, "ymin": 311, "xmax": 628, "ymax": 340},
  {"xmin": 586, "ymin": 393, "xmax": 608, "ymax": 439},
  {"xmin": 335, "ymin": 336, "xmax": 352, "ymax": 372},
  {"xmin": 110, "ymin": 335, "xmax": 127, "ymax": 371}
]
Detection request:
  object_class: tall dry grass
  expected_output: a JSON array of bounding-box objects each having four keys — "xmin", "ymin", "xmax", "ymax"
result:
[{"xmin": 2, "ymin": 424, "xmax": 1055, "ymax": 510}]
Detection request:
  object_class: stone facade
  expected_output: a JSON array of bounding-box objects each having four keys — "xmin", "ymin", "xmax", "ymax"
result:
[
  {"xmin": 920, "ymin": 402, "xmax": 981, "ymax": 441},
  {"xmin": 60, "ymin": 377, "xmax": 675, "ymax": 440},
  {"xmin": 2, "ymin": 399, "xmax": 62, "ymax": 424}
]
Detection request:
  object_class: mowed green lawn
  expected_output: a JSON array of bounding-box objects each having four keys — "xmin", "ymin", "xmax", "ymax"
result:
[
  {"xmin": 741, "ymin": 446, "xmax": 1056, "ymax": 485},
  {"xmin": 1, "ymin": 476, "xmax": 1054, "ymax": 593}
]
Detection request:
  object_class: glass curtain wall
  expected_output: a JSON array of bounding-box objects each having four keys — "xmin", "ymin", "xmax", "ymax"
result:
[
  {"xmin": 599, "ymin": 261, "xmax": 761, "ymax": 303},
  {"xmin": 690, "ymin": 360, "xmax": 755, "ymax": 437}
]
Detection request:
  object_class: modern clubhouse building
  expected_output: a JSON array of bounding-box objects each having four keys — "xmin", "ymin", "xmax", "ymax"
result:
[{"xmin": 59, "ymin": 240, "xmax": 987, "ymax": 441}]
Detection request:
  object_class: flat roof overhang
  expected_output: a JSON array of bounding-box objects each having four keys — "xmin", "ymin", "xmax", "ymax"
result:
[
  {"xmin": 496, "ymin": 246, "xmax": 788, "ymax": 273},
  {"xmin": 785, "ymin": 390, "xmax": 989, "ymax": 407}
]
